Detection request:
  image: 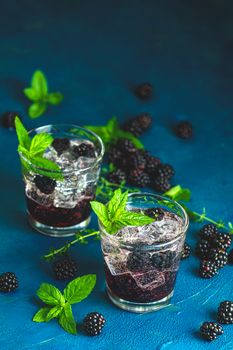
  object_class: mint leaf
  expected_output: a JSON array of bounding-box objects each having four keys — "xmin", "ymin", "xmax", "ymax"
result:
[
  {"xmin": 33, "ymin": 307, "xmax": 51, "ymax": 322},
  {"xmin": 15, "ymin": 116, "xmax": 31, "ymax": 150},
  {"xmin": 90, "ymin": 201, "xmax": 109, "ymax": 227},
  {"xmin": 29, "ymin": 133, "xmax": 53, "ymax": 157},
  {"xmin": 37, "ymin": 283, "xmax": 65, "ymax": 306},
  {"xmin": 164, "ymin": 185, "xmax": 191, "ymax": 202},
  {"xmin": 24, "ymin": 87, "xmax": 39, "ymax": 101},
  {"xmin": 107, "ymin": 189, "xmax": 128, "ymax": 220},
  {"xmin": 31, "ymin": 156, "xmax": 63, "ymax": 181},
  {"xmin": 29, "ymin": 102, "xmax": 47, "ymax": 119},
  {"xmin": 46, "ymin": 305, "xmax": 63, "ymax": 322},
  {"xmin": 63, "ymin": 274, "xmax": 96, "ymax": 304},
  {"xmin": 59, "ymin": 304, "xmax": 77, "ymax": 335},
  {"xmin": 117, "ymin": 211, "xmax": 153, "ymax": 226},
  {"xmin": 46, "ymin": 92, "xmax": 63, "ymax": 105},
  {"xmin": 31, "ymin": 70, "xmax": 48, "ymax": 97}
]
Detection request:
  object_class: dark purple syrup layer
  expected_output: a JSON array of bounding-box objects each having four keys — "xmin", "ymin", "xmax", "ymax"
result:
[
  {"xmin": 105, "ymin": 262, "xmax": 177, "ymax": 303},
  {"xmin": 26, "ymin": 195, "xmax": 93, "ymax": 227}
]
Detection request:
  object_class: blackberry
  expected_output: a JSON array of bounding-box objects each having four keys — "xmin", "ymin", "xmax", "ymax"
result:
[
  {"xmin": 107, "ymin": 146, "xmax": 123, "ymax": 167},
  {"xmin": 122, "ymin": 113, "xmax": 152, "ymax": 137},
  {"xmin": 151, "ymin": 176, "xmax": 171, "ymax": 193},
  {"xmin": 155, "ymin": 163, "xmax": 175, "ymax": 179},
  {"xmin": 181, "ymin": 242, "xmax": 191, "ymax": 260},
  {"xmin": 128, "ymin": 152, "xmax": 146, "ymax": 170},
  {"xmin": 71, "ymin": 143, "xmax": 95, "ymax": 158},
  {"xmin": 151, "ymin": 251, "xmax": 176, "ymax": 270},
  {"xmin": 136, "ymin": 113, "xmax": 152, "ymax": 129},
  {"xmin": 175, "ymin": 121, "xmax": 193, "ymax": 139},
  {"xmin": 83, "ymin": 312, "xmax": 106, "ymax": 336},
  {"xmin": 212, "ymin": 233, "xmax": 232, "ymax": 250},
  {"xmin": 34, "ymin": 175, "xmax": 56, "ymax": 195},
  {"xmin": 145, "ymin": 155, "xmax": 161, "ymax": 174},
  {"xmin": 209, "ymin": 248, "xmax": 228, "ymax": 268},
  {"xmin": 199, "ymin": 260, "xmax": 218, "ymax": 278},
  {"xmin": 53, "ymin": 257, "xmax": 77, "ymax": 280},
  {"xmin": 144, "ymin": 207, "xmax": 164, "ymax": 221},
  {"xmin": 135, "ymin": 83, "xmax": 153, "ymax": 99},
  {"xmin": 196, "ymin": 239, "xmax": 211, "ymax": 260},
  {"xmin": 127, "ymin": 251, "xmax": 152, "ymax": 272},
  {"xmin": 228, "ymin": 249, "xmax": 233, "ymax": 264},
  {"xmin": 1, "ymin": 111, "xmax": 21, "ymax": 129},
  {"xmin": 199, "ymin": 224, "xmax": 218, "ymax": 241},
  {"xmin": 106, "ymin": 169, "xmax": 126, "ymax": 184},
  {"xmin": 0, "ymin": 272, "xmax": 18, "ymax": 292},
  {"xmin": 217, "ymin": 301, "xmax": 233, "ymax": 324},
  {"xmin": 200, "ymin": 322, "xmax": 223, "ymax": 341},
  {"xmin": 115, "ymin": 138, "xmax": 136, "ymax": 154},
  {"xmin": 128, "ymin": 169, "xmax": 150, "ymax": 187},
  {"xmin": 52, "ymin": 138, "xmax": 70, "ymax": 155}
]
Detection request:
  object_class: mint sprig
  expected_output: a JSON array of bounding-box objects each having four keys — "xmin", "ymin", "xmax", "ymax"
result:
[
  {"xmin": 24, "ymin": 70, "xmax": 63, "ymax": 119},
  {"xmin": 91, "ymin": 189, "xmax": 153, "ymax": 234},
  {"xmin": 83, "ymin": 117, "xmax": 144, "ymax": 150},
  {"xmin": 15, "ymin": 117, "xmax": 63, "ymax": 181},
  {"xmin": 33, "ymin": 274, "xmax": 96, "ymax": 335}
]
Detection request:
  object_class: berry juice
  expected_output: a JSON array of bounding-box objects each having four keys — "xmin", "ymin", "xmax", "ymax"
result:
[{"xmin": 100, "ymin": 193, "xmax": 188, "ymax": 313}]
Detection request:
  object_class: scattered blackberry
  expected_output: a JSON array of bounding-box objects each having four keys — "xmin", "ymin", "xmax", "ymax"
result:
[
  {"xmin": 106, "ymin": 169, "xmax": 126, "ymax": 184},
  {"xmin": 136, "ymin": 113, "xmax": 152, "ymax": 129},
  {"xmin": 128, "ymin": 169, "xmax": 150, "ymax": 187},
  {"xmin": 228, "ymin": 249, "xmax": 233, "ymax": 264},
  {"xmin": 152, "ymin": 251, "xmax": 176, "ymax": 270},
  {"xmin": 196, "ymin": 239, "xmax": 211, "ymax": 260},
  {"xmin": 175, "ymin": 121, "xmax": 193, "ymax": 139},
  {"xmin": 34, "ymin": 175, "xmax": 56, "ymax": 195},
  {"xmin": 135, "ymin": 83, "xmax": 153, "ymax": 99},
  {"xmin": 71, "ymin": 143, "xmax": 95, "ymax": 158},
  {"xmin": 200, "ymin": 322, "xmax": 223, "ymax": 341},
  {"xmin": 0, "ymin": 272, "xmax": 18, "ymax": 292},
  {"xmin": 155, "ymin": 163, "xmax": 175, "ymax": 179},
  {"xmin": 144, "ymin": 207, "xmax": 164, "ymax": 221},
  {"xmin": 181, "ymin": 242, "xmax": 191, "ymax": 260},
  {"xmin": 52, "ymin": 138, "xmax": 70, "ymax": 155},
  {"xmin": 128, "ymin": 152, "xmax": 146, "ymax": 170},
  {"xmin": 199, "ymin": 224, "xmax": 218, "ymax": 241},
  {"xmin": 145, "ymin": 155, "xmax": 161, "ymax": 174},
  {"xmin": 1, "ymin": 111, "xmax": 21, "ymax": 129},
  {"xmin": 83, "ymin": 312, "xmax": 106, "ymax": 336},
  {"xmin": 122, "ymin": 113, "xmax": 152, "ymax": 137},
  {"xmin": 116, "ymin": 138, "xmax": 136, "ymax": 154},
  {"xmin": 107, "ymin": 146, "xmax": 123, "ymax": 166},
  {"xmin": 217, "ymin": 301, "xmax": 233, "ymax": 324},
  {"xmin": 127, "ymin": 251, "xmax": 152, "ymax": 272},
  {"xmin": 53, "ymin": 257, "xmax": 77, "ymax": 280},
  {"xmin": 151, "ymin": 176, "xmax": 171, "ymax": 193},
  {"xmin": 212, "ymin": 233, "xmax": 232, "ymax": 250},
  {"xmin": 199, "ymin": 260, "xmax": 218, "ymax": 279},
  {"xmin": 209, "ymin": 248, "xmax": 228, "ymax": 268}
]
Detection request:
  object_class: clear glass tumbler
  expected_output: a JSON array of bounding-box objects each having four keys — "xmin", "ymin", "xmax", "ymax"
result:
[
  {"xmin": 19, "ymin": 124, "xmax": 104, "ymax": 237},
  {"xmin": 99, "ymin": 193, "xmax": 189, "ymax": 313}
]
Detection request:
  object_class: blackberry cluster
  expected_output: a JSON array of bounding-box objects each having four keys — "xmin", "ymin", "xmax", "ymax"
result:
[
  {"xmin": 175, "ymin": 121, "xmax": 193, "ymax": 139},
  {"xmin": 217, "ymin": 301, "xmax": 233, "ymax": 324},
  {"xmin": 126, "ymin": 251, "xmax": 152, "ymax": 272},
  {"xmin": 144, "ymin": 207, "xmax": 164, "ymax": 221},
  {"xmin": 1, "ymin": 111, "xmax": 21, "ymax": 129},
  {"xmin": 128, "ymin": 169, "xmax": 150, "ymax": 187},
  {"xmin": 52, "ymin": 138, "xmax": 70, "ymax": 155},
  {"xmin": 34, "ymin": 175, "xmax": 56, "ymax": 195},
  {"xmin": 181, "ymin": 242, "xmax": 191, "ymax": 260},
  {"xmin": 71, "ymin": 143, "xmax": 95, "ymax": 158},
  {"xmin": 122, "ymin": 113, "xmax": 152, "ymax": 136},
  {"xmin": 0, "ymin": 272, "xmax": 18, "ymax": 292},
  {"xmin": 196, "ymin": 224, "xmax": 232, "ymax": 279},
  {"xmin": 106, "ymin": 169, "xmax": 126, "ymax": 184},
  {"xmin": 83, "ymin": 312, "xmax": 106, "ymax": 336},
  {"xmin": 53, "ymin": 257, "xmax": 77, "ymax": 280},
  {"xmin": 151, "ymin": 251, "xmax": 176, "ymax": 270},
  {"xmin": 200, "ymin": 322, "xmax": 223, "ymax": 341}
]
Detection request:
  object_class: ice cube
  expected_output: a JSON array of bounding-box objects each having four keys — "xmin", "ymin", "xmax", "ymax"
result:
[
  {"xmin": 105, "ymin": 253, "xmax": 128, "ymax": 276},
  {"xmin": 131, "ymin": 270, "xmax": 165, "ymax": 290},
  {"xmin": 25, "ymin": 178, "xmax": 53, "ymax": 207}
]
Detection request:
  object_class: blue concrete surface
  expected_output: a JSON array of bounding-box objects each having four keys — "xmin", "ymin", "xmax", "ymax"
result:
[{"xmin": 0, "ymin": 0, "xmax": 233, "ymax": 349}]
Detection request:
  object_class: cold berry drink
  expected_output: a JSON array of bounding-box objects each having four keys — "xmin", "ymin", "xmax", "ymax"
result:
[
  {"xmin": 100, "ymin": 193, "xmax": 188, "ymax": 313},
  {"xmin": 20, "ymin": 125, "xmax": 104, "ymax": 237}
]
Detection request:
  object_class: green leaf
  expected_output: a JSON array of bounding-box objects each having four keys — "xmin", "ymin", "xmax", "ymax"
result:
[
  {"xmin": 117, "ymin": 211, "xmax": 154, "ymax": 227},
  {"xmin": 29, "ymin": 102, "xmax": 47, "ymax": 119},
  {"xmin": 59, "ymin": 304, "xmax": 77, "ymax": 335},
  {"xmin": 15, "ymin": 116, "xmax": 31, "ymax": 150},
  {"xmin": 63, "ymin": 274, "xmax": 96, "ymax": 304},
  {"xmin": 31, "ymin": 156, "xmax": 63, "ymax": 181},
  {"xmin": 31, "ymin": 70, "xmax": 48, "ymax": 97},
  {"xmin": 24, "ymin": 87, "xmax": 39, "ymax": 101},
  {"xmin": 46, "ymin": 305, "xmax": 63, "ymax": 322},
  {"xmin": 46, "ymin": 92, "xmax": 63, "ymax": 105},
  {"xmin": 106, "ymin": 116, "xmax": 118, "ymax": 133},
  {"xmin": 107, "ymin": 189, "xmax": 128, "ymax": 219},
  {"xmin": 29, "ymin": 133, "xmax": 53, "ymax": 157},
  {"xmin": 164, "ymin": 185, "xmax": 191, "ymax": 202},
  {"xmin": 90, "ymin": 201, "xmax": 109, "ymax": 227},
  {"xmin": 37, "ymin": 283, "xmax": 65, "ymax": 306},
  {"xmin": 33, "ymin": 307, "xmax": 51, "ymax": 323}
]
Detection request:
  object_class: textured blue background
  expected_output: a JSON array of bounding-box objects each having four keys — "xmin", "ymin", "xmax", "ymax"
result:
[{"xmin": 0, "ymin": 0, "xmax": 233, "ymax": 349}]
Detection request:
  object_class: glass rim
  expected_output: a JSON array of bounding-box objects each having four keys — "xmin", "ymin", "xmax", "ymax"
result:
[
  {"xmin": 98, "ymin": 192, "xmax": 189, "ymax": 250},
  {"xmin": 19, "ymin": 123, "xmax": 105, "ymax": 175}
]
